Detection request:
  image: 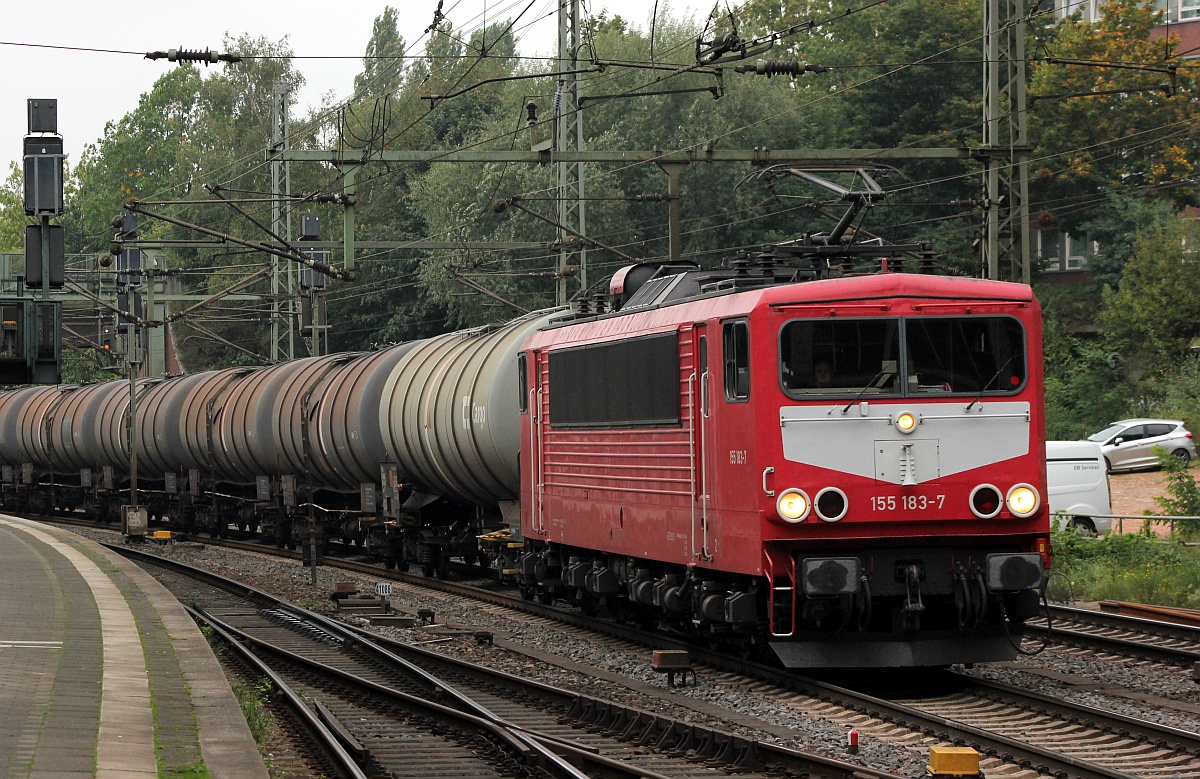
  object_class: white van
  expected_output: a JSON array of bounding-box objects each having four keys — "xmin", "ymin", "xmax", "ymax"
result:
[{"xmin": 1045, "ymin": 440, "xmax": 1112, "ymax": 534}]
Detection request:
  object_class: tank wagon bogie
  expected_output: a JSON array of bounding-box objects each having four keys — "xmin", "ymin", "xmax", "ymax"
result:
[{"xmin": 0, "ymin": 253, "xmax": 1051, "ymax": 668}]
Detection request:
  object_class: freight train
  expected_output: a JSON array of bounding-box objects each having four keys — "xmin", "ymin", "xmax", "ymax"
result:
[{"xmin": 0, "ymin": 247, "xmax": 1050, "ymax": 667}]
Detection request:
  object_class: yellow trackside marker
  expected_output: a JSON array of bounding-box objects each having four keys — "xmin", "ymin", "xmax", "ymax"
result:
[{"xmin": 927, "ymin": 746, "xmax": 980, "ymax": 777}]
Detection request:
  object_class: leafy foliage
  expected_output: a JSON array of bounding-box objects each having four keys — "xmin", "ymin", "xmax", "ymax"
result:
[
  {"xmin": 1100, "ymin": 217, "xmax": 1200, "ymax": 364},
  {"xmin": 1028, "ymin": 0, "xmax": 1198, "ymax": 233},
  {"xmin": 1150, "ymin": 448, "xmax": 1200, "ymax": 528},
  {"xmin": 1047, "ymin": 528, "xmax": 1200, "ymax": 607},
  {"xmin": 0, "ymin": 165, "xmax": 27, "ymax": 253},
  {"xmin": 46, "ymin": 0, "xmax": 1200, "ymax": 391}
]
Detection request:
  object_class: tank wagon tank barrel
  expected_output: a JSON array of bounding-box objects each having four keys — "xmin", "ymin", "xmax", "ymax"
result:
[
  {"xmin": 378, "ymin": 311, "xmax": 556, "ymax": 507},
  {"xmin": 0, "ymin": 309, "xmax": 557, "ymax": 518}
]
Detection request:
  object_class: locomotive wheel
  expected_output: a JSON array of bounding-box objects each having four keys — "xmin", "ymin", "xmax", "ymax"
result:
[
  {"xmin": 538, "ymin": 590, "xmax": 554, "ymax": 605},
  {"xmin": 436, "ymin": 556, "xmax": 450, "ymax": 580},
  {"xmin": 384, "ymin": 557, "xmax": 396, "ymax": 570}
]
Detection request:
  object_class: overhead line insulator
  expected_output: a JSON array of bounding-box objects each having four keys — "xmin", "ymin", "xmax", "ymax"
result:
[
  {"xmin": 734, "ymin": 59, "xmax": 829, "ymax": 77},
  {"xmin": 144, "ymin": 48, "xmax": 242, "ymax": 66}
]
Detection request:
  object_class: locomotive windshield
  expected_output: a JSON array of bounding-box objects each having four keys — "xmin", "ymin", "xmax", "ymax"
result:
[{"xmin": 780, "ymin": 316, "xmax": 1026, "ymax": 397}]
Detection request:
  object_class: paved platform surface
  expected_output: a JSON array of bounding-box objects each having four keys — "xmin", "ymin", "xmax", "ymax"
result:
[{"xmin": 0, "ymin": 515, "xmax": 269, "ymax": 779}]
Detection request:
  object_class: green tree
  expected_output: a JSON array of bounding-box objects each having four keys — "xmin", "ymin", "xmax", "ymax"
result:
[
  {"xmin": 0, "ymin": 165, "xmax": 25, "ymax": 253},
  {"xmin": 69, "ymin": 66, "xmax": 202, "ymax": 252},
  {"xmin": 354, "ymin": 6, "xmax": 407, "ymax": 97},
  {"xmin": 1100, "ymin": 216, "xmax": 1200, "ymax": 364},
  {"xmin": 1075, "ymin": 191, "xmax": 1178, "ymax": 290},
  {"xmin": 1028, "ymin": 0, "xmax": 1198, "ymax": 233}
]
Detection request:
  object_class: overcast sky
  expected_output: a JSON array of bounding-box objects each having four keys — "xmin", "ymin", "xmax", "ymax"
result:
[{"xmin": 2, "ymin": 0, "xmax": 699, "ymax": 177}]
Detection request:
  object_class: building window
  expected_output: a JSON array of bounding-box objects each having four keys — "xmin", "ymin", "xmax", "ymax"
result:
[
  {"xmin": 1038, "ymin": 228, "xmax": 1062, "ymax": 271},
  {"xmin": 1182, "ymin": 0, "xmax": 1200, "ymax": 19},
  {"xmin": 1066, "ymin": 233, "xmax": 1090, "ymax": 270}
]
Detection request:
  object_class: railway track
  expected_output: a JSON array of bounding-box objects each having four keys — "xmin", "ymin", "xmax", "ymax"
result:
[
  {"xmin": 1027, "ymin": 605, "xmax": 1200, "ymax": 667},
  {"xmin": 39, "ymin": 517, "xmax": 1200, "ymax": 779},
  {"xmin": 114, "ymin": 543, "xmax": 906, "ymax": 779}
]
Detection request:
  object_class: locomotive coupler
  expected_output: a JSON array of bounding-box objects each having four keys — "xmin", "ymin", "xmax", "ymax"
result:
[{"xmin": 901, "ymin": 563, "xmax": 925, "ymax": 631}]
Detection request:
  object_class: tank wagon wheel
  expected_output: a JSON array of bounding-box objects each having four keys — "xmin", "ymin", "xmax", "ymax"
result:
[
  {"xmin": 538, "ymin": 590, "xmax": 554, "ymax": 605},
  {"xmin": 384, "ymin": 558, "xmax": 397, "ymax": 571},
  {"xmin": 1173, "ymin": 448, "xmax": 1191, "ymax": 467}
]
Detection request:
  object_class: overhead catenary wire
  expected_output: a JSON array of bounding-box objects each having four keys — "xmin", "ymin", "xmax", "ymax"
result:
[{"xmin": 51, "ymin": 0, "xmax": 1195, "ymax": 340}]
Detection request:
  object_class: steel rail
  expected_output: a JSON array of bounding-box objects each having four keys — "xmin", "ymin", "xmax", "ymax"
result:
[
  {"xmin": 112, "ymin": 539, "xmax": 908, "ymax": 779},
  {"xmin": 341, "ymin": 621, "xmax": 911, "ymax": 779},
  {"xmin": 1056, "ymin": 602, "xmax": 1200, "ymax": 634},
  {"xmin": 72, "ymin": 529, "xmax": 1193, "ymax": 779},
  {"xmin": 112, "ymin": 544, "xmax": 688, "ymax": 778},
  {"xmin": 196, "ymin": 608, "xmax": 594, "ymax": 779},
  {"xmin": 952, "ymin": 673, "xmax": 1200, "ymax": 756},
  {"xmin": 186, "ymin": 606, "xmax": 369, "ymax": 779},
  {"xmin": 113, "ymin": 538, "xmax": 1141, "ymax": 779},
  {"xmin": 1032, "ymin": 604, "xmax": 1200, "ymax": 666}
]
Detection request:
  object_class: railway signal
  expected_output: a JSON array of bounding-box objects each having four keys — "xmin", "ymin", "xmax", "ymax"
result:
[
  {"xmin": 100, "ymin": 326, "xmax": 116, "ymax": 353},
  {"xmin": 4, "ymin": 98, "xmax": 64, "ymax": 384}
]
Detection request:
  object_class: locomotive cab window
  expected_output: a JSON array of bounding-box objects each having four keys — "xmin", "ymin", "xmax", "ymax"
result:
[
  {"xmin": 905, "ymin": 316, "xmax": 1026, "ymax": 395},
  {"xmin": 723, "ymin": 321, "xmax": 749, "ymax": 402},
  {"xmin": 781, "ymin": 319, "xmax": 901, "ymax": 396},
  {"xmin": 779, "ymin": 316, "xmax": 1026, "ymax": 398}
]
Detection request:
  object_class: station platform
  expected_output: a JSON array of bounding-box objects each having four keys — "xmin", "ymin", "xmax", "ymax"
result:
[{"xmin": 0, "ymin": 515, "xmax": 269, "ymax": 779}]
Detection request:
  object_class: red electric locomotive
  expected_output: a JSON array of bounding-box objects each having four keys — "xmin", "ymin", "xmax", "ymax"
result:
[{"xmin": 515, "ymin": 255, "xmax": 1049, "ymax": 667}]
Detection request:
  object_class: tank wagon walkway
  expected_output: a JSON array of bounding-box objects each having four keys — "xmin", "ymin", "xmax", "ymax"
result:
[{"xmin": 0, "ymin": 516, "xmax": 267, "ymax": 778}]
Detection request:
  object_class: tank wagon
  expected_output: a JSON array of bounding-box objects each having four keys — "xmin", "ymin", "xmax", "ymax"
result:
[
  {"xmin": 0, "ymin": 255, "xmax": 1050, "ymax": 667},
  {"xmin": 0, "ymin": 312, "xmax": 552, "ymax": 576}
]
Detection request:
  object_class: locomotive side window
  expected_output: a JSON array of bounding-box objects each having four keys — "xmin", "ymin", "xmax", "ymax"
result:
[
  {"xmin": 518, "ymin": 353, "xmax": 528, "ymax": 413},
  {"xmin": 780, "ymin": 319, "xmax": 901, "ymax": 395},
  {"xmin": 547, "ymin": 333, "xmax": 681, "ymax": 428},
  {"xmin": 722, "ymin": 321, "xmax": 749, "ymax": 402},
  {"xmin": 905, "ymin": 316, "xmax": 1025, "ymax": 395}
]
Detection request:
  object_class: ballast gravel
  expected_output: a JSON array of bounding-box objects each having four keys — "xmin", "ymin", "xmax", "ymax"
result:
[{"xmin": 69, "ymin": 526, "xmax": 1200, "ymax": 776}]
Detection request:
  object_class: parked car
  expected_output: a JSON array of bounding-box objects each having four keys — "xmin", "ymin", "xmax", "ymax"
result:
[
  {"xmin": 1046, "ymin": 441, "xmax": 1112, "ymax": 534},
  {"xmin": 1086, "ymin": 418, "xmax": 1196, "ymax": 472}
]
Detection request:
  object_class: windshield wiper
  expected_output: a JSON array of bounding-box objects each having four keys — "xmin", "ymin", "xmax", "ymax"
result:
[
  {"xmin": 841, "ymin": 366, "xmax": 893, "ymax": 415},
  {"xmin": 964, "ymin": 355, "xmax": 1015, "ymax": 412}
]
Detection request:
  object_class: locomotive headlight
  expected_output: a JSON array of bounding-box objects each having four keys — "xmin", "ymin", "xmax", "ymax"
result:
[
  {"xmin": 1006, "ymin": 484, "xmax": 1040, "ymax": 517},
  {"xmin": 776, "ymin": 489, "xmax": 810, "ymax": 523},
  {"xmin": 895, "ymin": 412, "xmax": 917, "ymax": 434},
  {"xmin": 970, "ymin": 484, "xmax": 1003, "ymax": 519}
]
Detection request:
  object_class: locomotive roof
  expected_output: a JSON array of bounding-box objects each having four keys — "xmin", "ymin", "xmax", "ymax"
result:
[{"xmin": 528, "ymin": 270, "xmax": 1036, "ymax": 350}]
